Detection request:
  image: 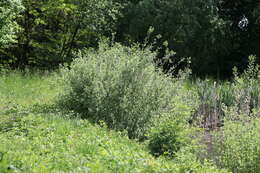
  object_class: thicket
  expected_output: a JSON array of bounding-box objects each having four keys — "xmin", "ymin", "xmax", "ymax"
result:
[
  {"xmin": 0, "ymin": 1, "xmax": 259, "ymax": 172},
  {"xmin": 0, "ymin": 0, "xmax": 24, "ymax": 71},
  {"xmin": 189, "ymin": 55, "xmax": 260, "ymax": 173},
  {"xmin": 118, "ymin": 0, "xmax": 260, "ymax": 77},
  {"xmin": 211, "ymin": 117, "xmax": 260, "ymax": 173},
  {"xmin": 148, "ymin": 117, "xmax": 194, "ymax": 158},
  {"xmin": 189, "ymin": 55, "xmax": 260, "ymax": 130}
]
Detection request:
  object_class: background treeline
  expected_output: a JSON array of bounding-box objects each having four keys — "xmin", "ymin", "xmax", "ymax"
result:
[{"xmin": 0, "ymin": 0, "xmax": 260, "ymax": 78}]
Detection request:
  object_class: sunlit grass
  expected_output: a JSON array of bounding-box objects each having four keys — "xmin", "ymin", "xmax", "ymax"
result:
[{"xmin": 0, "ymin": 71, "xmax": 60, "ymax": 109}]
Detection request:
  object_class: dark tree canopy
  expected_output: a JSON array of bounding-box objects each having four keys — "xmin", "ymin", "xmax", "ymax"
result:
[{"xmin": 0, "ymin": 0, "xmax": 259, "ymax": 78}]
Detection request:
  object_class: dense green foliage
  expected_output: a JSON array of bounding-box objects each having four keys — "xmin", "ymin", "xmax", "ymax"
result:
[
  {"xmin": 0, "ymin": 0, "xmax": 24, "ymax": 69},
  {"xmin": 0, "ymin": 0, "xmax": 24, "ymax": 47},
  {"xmin": 218, "ymin": 0, "xmax": 260, "ymax": 72},
  {"xmin": 0, "ymin": 0, "xmax": 123, "ymax": 68},
  {"xmin": 189, "ymin": 56, "xmax": 260, "ymax": 129},
  {"xmin": 0, "ymin": 0, "xmax": 259, "ymax": 77},
  {"xmin": 56, "ymin": 42, "xmax": 259, "ymax": 172},
  {"xmin": 209, "ymin": 58, "xmax": 260, "ymax": 173},
  {"xmin": 116, "ymin": 0, "xmax": 260, "ymax": 77},
  {"xmin": 118, "ymin": 0, "xmax": 230, "ymax": 76},
  {"xmin": 148, "ymin": 118, "xmax": 192, "ymax": 158},
  {"xmin": 0, "ymin": 58, "xmax": 259, "ymax": 172}
]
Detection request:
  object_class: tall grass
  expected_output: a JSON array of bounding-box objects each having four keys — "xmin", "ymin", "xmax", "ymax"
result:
[
  {"xmin": 190, "ymin": 55, "xmax": 260, "ymax": 129},
  {"xmin": 0, "ymin": 70, "xmax": 59, "ymax": 109}
]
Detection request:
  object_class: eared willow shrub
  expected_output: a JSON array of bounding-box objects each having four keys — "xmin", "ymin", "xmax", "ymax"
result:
[{"xmin": 58, "ymin": 41, "xmax": 177, "ymax": 139}]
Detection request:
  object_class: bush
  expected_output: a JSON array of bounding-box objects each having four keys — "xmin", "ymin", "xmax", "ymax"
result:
[
  {"xmin": 231, "ymin": 55, "xmax": 260, "ymax": 115},
  {"xmin": 58, "ymin": 41, "xmax": 177, "ymax": 139},
  {"xmin": 211, "ymin": 117, "xmax": 260, "ymax": 173},
  {"xmin": 148, "ymin": 117, "xmax": 192, "ymax": 157}
]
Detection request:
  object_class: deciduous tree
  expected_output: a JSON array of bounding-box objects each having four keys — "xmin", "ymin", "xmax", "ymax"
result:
[{"xmin": 0, "ymin": 0, "xmax": 24, "ymax": 47}]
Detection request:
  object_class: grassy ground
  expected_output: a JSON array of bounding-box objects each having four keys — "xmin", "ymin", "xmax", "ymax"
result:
[
  {"xmin": 0, "ymin": 72, "xmax": 226, "ymax": 173},
  {"xmin": 0, "ymin": 71, "xmax": 58, "ymax": 109},
  {"xmin": 1, "ymin": 71, "xmax": 259, "ymax": 173}
]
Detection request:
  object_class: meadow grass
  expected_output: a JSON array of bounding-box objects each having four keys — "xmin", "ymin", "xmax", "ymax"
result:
[{"xmin": 0, "ymin": 71, "xmax": 59, "ymax": 108}]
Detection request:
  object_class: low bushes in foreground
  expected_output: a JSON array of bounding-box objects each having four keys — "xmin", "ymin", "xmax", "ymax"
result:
[
  {"xmin": 148, "ymin": 114, "xmax": 198, "ymax": 158},
  {"xmin": 210, "ymin": 116, "xmax": 260, "ymax": 173},
  {"xmin": 0, "ymin": 110, "xmax": 228, "ymax": 173}
]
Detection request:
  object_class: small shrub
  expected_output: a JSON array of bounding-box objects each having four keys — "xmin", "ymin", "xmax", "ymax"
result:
[
  {"xmin": 231, "ymin": 55, "xmax": 260, "ymax": 115},
  {"xmin": 58, "ymin": 41, "xmax": 177, "ymax": 139},
  {"xmin": 148, "ymin": 115, "xmax": 195, "ymax": 158},
  {"xmin": 211, "ymin": 117, "xmax": 260, "ymax": 173}
]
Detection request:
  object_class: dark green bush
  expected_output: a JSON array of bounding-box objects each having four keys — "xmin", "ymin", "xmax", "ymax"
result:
[
  {"xmin": 147, "ymin": 113, "xmax": 197, "ymax": 158},
  {"xmin": 148, "ymin": 120, "xmax": 187, "ymax": 157},
  {"xmin": 58, "ymin": 41, "xmax": 176, "ymax": 139}
]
